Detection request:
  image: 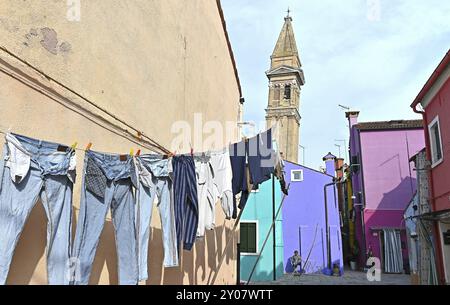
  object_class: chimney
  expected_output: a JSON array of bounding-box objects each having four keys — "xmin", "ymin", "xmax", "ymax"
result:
[
  {"xmin": 335, "ymin": 158, "xmax": 345, "ymax": 179},
  {"xmin": 322, "ymin": 152, "xmax": 337, "ymax": 177},
  {"xmin": 345, "ymin": 111, "xmax": 360, "ymax": 128}
]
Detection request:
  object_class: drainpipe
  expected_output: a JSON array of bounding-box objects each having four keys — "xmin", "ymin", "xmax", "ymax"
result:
[
  {"xmin": 356, "ymin": 128, "xmax": 368, "ymax": 268},
  {"xmin": 412, "ymin": 104, "xmax": 445, "ymax": 285},
  {"xmin": 272, "ymin": 174, "xmax": 276, "ymax": 281},
  {"xmin": 237, "ymin": 243, "xmax": 241, "ymax": 285},
  {"xmin": 324, "ymin": 181, "xmax": 339, "ymax": 274}
]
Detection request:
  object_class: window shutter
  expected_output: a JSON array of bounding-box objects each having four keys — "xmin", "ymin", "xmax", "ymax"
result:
[
  {"xmin": 248, "ymin": 224, "xmax": 257, "ymax": 253},
  {"xmin": 240, "ymin": 224, "xmax": 249, "ymax": 253}
]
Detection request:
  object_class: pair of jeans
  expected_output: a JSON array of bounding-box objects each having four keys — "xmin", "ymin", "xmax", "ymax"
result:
[
  {"xmin": 170, "ymin": 155, "xmax": 198, "ymax": 252},
  {"xmin": 0, "ymin": 133, "xmax": 75, "ymax": 285},
  {"xmin": 135, "ymin": 155, "xmax": 178, "ymax": 282},
  {"xmin": 71, "ymin": 150, "xmax": 138, "ymax": 285}
]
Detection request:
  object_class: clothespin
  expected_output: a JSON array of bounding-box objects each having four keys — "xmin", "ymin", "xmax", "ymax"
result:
[
  {"xmin": 71, "ymin": 142, "xmax": 78, "ymax": 150},
  {"xmin": 136, "ymin": 149, "xmax": 141, "ymax": 156},
  {"xmin": 136, "ymin": 131, "xmax": 143, "ymax": 141},
  {"xmin": 189, "ymin": 142, "xmax": 193, "ymax": 156},
  {"xmin": 130, "ymin": 149, "xmax": 134, "ymax": 156},
  {"xmin": 85, "ymin": 142, "xmax": 92, "ymax": 151}
]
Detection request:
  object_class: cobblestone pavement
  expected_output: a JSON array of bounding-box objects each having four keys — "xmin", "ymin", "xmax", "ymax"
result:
[{"xmin": 251, "ymin": 270, "xmax": 412, "ymax": 285}]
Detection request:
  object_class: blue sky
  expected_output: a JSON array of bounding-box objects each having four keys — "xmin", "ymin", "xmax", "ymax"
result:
[{"xmin": 221, "ymin": 0, "xmax": 450, "ymax": 169}]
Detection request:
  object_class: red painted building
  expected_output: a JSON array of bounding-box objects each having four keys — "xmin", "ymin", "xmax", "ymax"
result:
[{"xmin": 411, "ymin": 49, "xmax": 450, "ymax": 284}]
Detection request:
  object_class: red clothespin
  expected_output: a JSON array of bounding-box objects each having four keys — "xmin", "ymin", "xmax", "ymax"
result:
[
  {"xmin": 85, "ymin": 142, "xmax": 93, "ymax": 151},
  {"xmin": 136, "ymin": 149, "xmax": 141, "ymax": 156}
]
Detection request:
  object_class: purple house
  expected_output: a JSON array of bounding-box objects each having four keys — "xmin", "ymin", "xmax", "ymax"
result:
[
  {"xmin": 346, "ymin": 111, "xmax": 425, "ymax": 273},
  {"xmin": 283, "ymin": 154, "xmax": 343, "ymax": 275}
]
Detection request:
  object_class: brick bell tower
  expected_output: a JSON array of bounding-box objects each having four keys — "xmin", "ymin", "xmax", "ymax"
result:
[{"xmin": 265, "ymin": 11, "xmax": 305, "ymax": 163}]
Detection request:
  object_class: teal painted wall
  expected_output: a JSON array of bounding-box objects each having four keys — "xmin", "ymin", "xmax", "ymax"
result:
[{"xmin": 240, "ymin": 178, "xmax": 284, "ymax": 282}]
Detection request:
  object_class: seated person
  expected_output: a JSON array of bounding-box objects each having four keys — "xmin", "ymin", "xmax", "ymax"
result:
[{"xmin": 290, "ymin": 250, "xmax": 302, "ymax": 273}]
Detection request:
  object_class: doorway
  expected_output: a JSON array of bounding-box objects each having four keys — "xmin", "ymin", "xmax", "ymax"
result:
[{"xmin": 379, "ymin": 229, "xmax": 404, "ymax": 274}]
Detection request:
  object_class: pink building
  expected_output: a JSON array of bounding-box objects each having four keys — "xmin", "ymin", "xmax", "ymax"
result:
[
  {"xmin": 347, "ymin": 113, "xmax": 425, "ymax": 273},
  {"xmin": 411, "ymin": 49, "xmax": 450, "ymax": 284}
]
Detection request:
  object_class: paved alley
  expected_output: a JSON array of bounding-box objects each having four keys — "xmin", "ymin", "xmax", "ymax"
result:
[{"xmin": 251, "ymin": 270, "xmax": 412, "ymax": 285}]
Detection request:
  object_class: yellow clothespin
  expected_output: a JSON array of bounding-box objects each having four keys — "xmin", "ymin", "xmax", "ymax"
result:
[
  {"xmin": 130, "ymin": 149, "xmax": 134, "ymax": 156},
  {"xmin": 71, "ymin": 142, "xmax": 78, "ymax": 150}
]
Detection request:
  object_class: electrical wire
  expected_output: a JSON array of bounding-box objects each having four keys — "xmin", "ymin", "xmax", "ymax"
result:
[{"xmin": 0, "ymin": 45, "xmax": 170, "ymax": 154}]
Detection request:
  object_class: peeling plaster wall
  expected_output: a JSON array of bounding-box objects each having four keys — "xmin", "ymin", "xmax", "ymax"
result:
[{"xmin": 0, "ymin": 0, "xmax": 240, "ymax": 285}]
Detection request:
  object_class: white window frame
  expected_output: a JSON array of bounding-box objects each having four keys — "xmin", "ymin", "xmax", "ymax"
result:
[
  {"xmin": 428, "ymin": 116, "xmax": 444, "ymax": 168},
  {"xmin": 240, "ymin": 220, "xmax": 259, "ymax": 256},
  {"xmin": 291, "ymin": 169, "xmax": 304, "ymax": 182}
]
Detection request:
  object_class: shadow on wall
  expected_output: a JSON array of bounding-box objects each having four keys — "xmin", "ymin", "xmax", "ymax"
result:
[
  {"xmin": 6, "ymin": 201, "xmax": 236, "ymax": 285},
  {"xmin": 362, "ymin": 177, "xmax": 415, "ymax": 273},
  {"xmin": 377, "ymin": 177, "xmax": 417, "ymax": 210},
  {"xmin": 241, "ymin": 261, "xmax": 285, "ymax": 283}
]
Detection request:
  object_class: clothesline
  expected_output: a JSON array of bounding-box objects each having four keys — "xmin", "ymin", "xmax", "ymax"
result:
[
  {"xmin": 0, "ymin": 126, "xmax": 285, "ymax": 285},
  {"xmin": 0, "ymin": 125, "xmax": 279, "ymax": 158}
]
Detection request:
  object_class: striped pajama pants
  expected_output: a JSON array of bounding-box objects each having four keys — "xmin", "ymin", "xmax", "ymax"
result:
[{"xmin": 172, "ymin": 155, "xmax": 199, "ymax": 253}]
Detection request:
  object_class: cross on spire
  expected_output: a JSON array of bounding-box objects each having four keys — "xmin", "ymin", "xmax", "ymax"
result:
[{"xmin": 286, "ymin": 7, "xmax": 291, "ymax": 17}]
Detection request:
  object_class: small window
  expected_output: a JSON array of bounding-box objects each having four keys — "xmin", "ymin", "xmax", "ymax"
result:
[
  {"xmin": 428, "ymin": 116, "xmax": 443, "ymax": 167},
  {"xmin": 240, "ymin": 222, "xmax": 258, "ymax": 254},
  {"xmin": 291, "ymin": 169, "xmax": 303, "ymax": 182},
  {"xmin": 284, "ymin": 85, "xmax": 291, "ymax": 100}
]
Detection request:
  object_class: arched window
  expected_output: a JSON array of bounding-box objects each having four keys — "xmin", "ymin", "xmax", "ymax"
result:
[{"xmin": 284, "ymin": 84, "xmax": 291, "ymax": 100}]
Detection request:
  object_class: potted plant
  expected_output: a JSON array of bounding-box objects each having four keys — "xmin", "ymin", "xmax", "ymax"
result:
[{"xmin": 349, "ymin": 241, "xmax": 359, "ymax": 271}]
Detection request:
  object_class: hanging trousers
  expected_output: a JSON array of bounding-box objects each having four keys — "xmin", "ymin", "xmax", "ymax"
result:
[
  {"xmin": 71, "ymin": 150, "xmax": 138, "ymax": 285},
  {"xmin": 0, "ymin": 133, "xmax": 75, "ymax": 285},
  {"xmin": 171, "ymin": 155, "xmax": 199, "ymax": 252}
]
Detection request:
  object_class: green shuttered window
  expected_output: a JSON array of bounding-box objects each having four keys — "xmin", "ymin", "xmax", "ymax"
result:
[{"xmin": 240, "ymin": 222, "xmax": 257, "ymax": 254}]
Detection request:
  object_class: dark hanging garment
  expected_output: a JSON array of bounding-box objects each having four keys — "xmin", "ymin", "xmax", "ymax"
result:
[
  {"xmin": 171, "ymin": 155, "xmax": 199, "ymax": 251},
  {"xmin": 229, "ymin": 128, "xmax": 277, "ymax": 216},
  {"xmin": 247, "ymin": 128, "xmax": 276, "ymax": 187},
  {"xmin": 229, "ymin": 140, "xmax": 247, "ymax": 219}
]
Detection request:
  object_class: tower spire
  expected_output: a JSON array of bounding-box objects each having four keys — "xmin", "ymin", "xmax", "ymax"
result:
[
  {"xmin": 265, "ymin": 11, "xmax": 305, "ymax": 163},
  {"xmin": 272, "ymin": 12, "xmax": 298, "ymax": 62}
]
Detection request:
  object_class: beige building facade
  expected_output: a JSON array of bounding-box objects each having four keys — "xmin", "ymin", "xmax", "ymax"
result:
[
  {"xmin": 0, "ymin": 0, "xmax": 242, "ymax": 285},
  {"xmin": 265, "ymin": 14, "xmax": 304, "ymax": 163}
]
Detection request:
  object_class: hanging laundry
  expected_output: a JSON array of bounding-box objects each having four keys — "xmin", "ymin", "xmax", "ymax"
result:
[
  {"xmin": 209, "ymin": 148, "xmax": 234, "ymax": 220},
  {"xmin": 194, "ymin": 153, "xmax": 215, "ymax": 238},
  {"xmin": 229, "ymin": 139, "xmax": 247, "ymax": 219},
  {"xmin": 0, "ymin": 133, "xmax": 76, "ymax": 285},
  {"xmin": 274, "ymin": 150, "xmax": 288, "ymax": 195},
  {"xmin": 229, "ymin": 128, "xmax": 277, "ymax": 216},
  {"xmin": 71, "ymin": 150, "xmax": 138, "ymax": 285},
  {"xmin": 169, "ymin": 155, "xmax": 199, "ymax": 252},
  {"xmin": 134, "ymin": 154, "xmax": 178, "ymax": 282},
  {"xmin": 247, "ymin": 128, "xmax": 276, "ymax": 186}
]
